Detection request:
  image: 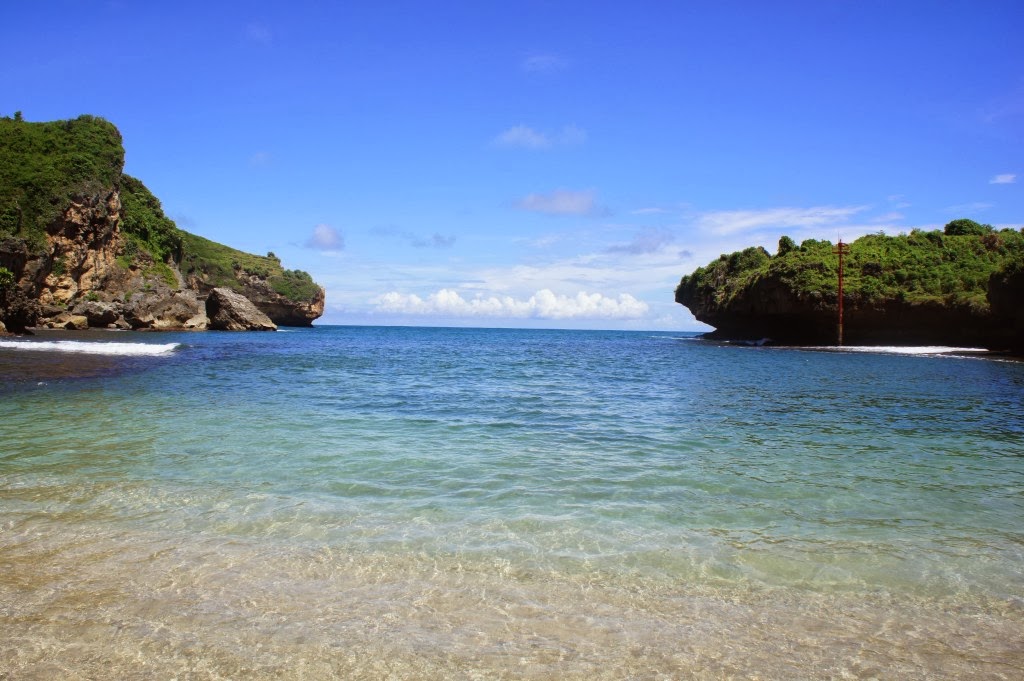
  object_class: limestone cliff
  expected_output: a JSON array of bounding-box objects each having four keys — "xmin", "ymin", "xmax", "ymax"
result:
[
  {"xmin": 676, "ymin": 227, "xmax": 1024, "ymax": 351},
  {"xmin": 0, "ymin": 114, "xmax": 326, "ymax": 332}
]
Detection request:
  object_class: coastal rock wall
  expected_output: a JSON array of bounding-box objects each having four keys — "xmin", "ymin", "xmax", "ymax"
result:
[
  {"xmin": 676, "ymin": 273, "xmax": 1000, "ymax": 346},
  {"xmin": 206, "ymin": 287, "xmax": 276, "ymax": 331},
  {"xmin": 676, "ymin": 230, "xmax": 1024, "ymax": 351},
  {"xmin": 184, "ymin": 271, "xmax": 326, "ymax": 327},
  {"xmin": 0, "ymin": 185, "xmax": 322, "ymax": 333}
]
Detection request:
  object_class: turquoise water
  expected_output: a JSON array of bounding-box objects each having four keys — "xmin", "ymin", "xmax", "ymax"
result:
[{"xmin": 1, "ymin": 327, "xmax": 1022, "ymax": 679}]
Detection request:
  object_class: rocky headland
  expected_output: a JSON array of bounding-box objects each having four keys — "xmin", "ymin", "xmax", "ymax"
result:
[
  {"xmin": 0, "ymin": 114, "xmax": 325, "ymax": 334},
  {"xmin": 675, "ymin": 221, "xmax": 1024, "ymax": 352}
]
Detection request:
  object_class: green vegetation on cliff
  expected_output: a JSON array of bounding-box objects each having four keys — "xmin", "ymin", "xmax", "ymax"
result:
[
  {"xmin": 677, "ymin": 223, "xmax": 1024, "ymax": 312},
  {"xmin": 180, "ymin": 232, "xmax": 321, "ymax": 301},
  {"xmin": 0, "ymin": 114, "xmax": 322, "ymax": 306},
  {"xmin": 675, "ymin": 221, "xmax": 1024, "ymax": 348},
  {"xmin": 0, "ymin": 114, "xmax": 123, "ymax": 247}
]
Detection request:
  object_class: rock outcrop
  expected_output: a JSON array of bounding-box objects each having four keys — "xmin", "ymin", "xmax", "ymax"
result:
[
  {"xmin": 206, "ymin": 287, "xmax": 277, "ymax": 331},
  {"xmin": 238, "ymin": 275, "xmax": 326, "ymax": 327},
  {"xmin": 676, "ymin": 229, "xmax": 1024, "ymax": 351},
  {"xmin": 677, "ymin": 272, "xmax": 999, "ymax": 346},
  {"xmin": 124, "ymin": 290, "xmax": 208, "ymax": 330},
  {"xmin": 0, "ymin": 115, "xmax": 326, "ymax": 333}
]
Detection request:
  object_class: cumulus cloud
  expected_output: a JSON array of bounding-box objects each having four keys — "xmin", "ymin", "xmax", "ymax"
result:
[
  {"xmin": 517, "ymin": 189, "xmax": 597, "ymax": 216},
  {"xmin": 990, "ymin": 173, "xmax": 1016, "ymax": 184},
  {"xmin": 696, "ymin": 206, "xmax": 868, "ymax": 235},
  {"xmin": 305, "ymin": 223, "xmax": 344, "ymax": 251},
  {"xmin": 374, "ymin": 289, "xmax": 648, "ymax": 320}
]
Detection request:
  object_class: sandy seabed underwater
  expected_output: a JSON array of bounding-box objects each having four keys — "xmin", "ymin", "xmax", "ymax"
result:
[{"xmin": 1, "ymin": 327, "xmax": 1022, "ymax": 679}]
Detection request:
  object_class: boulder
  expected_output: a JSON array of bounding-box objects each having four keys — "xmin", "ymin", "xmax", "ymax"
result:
[
  {"xmin": 42, "ymin": 312, "xmax": 89, "ymax": 330},
  {"xmin": 124, "ymin": 290, "xmax": 206, "ymax": 330},
  {"xmin": 72, "ymin": 300, "xmax": 122, "ymax": 327},
  {"xmin": 206, "ymin": 287, "xmax": 277, "ymax": 331}
]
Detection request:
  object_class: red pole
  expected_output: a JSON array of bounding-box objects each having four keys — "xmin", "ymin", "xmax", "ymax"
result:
[{"xmin": 833, "ymin": 240, "xmax": 849, "ymax": 346}]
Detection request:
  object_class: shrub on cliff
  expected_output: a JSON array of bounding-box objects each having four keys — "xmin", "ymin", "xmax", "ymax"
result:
[
  {"xmin": 119, "ymin": 174, "xmax": 184, "ymax": 264},
  {"xmin": 272, "ymin": 269, "xmax": 320, "ymax": 301},
  {"xmin": 677, "ymin": 221, "xmax": 1024, "ymax": 312},
  {"xmin": 179, "ymin": 233, "xmax": 321, "ymax": 303},
  {"xmin": 0, "ymin": 114, "xmax": 124, "ymax": 249},
  {"xmin": 944, "ymin": 218, "xmax": 993, "ymax": 236}
]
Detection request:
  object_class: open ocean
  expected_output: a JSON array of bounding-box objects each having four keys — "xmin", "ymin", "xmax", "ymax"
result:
[{"xmin": 1, "ymin": 326, "xmax": 1022, "ymax": 679}]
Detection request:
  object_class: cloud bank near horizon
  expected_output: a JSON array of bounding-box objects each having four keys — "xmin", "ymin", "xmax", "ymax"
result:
[{"xmin": 373, "ymin": 288, "xmax": 649, "ymax": 320}]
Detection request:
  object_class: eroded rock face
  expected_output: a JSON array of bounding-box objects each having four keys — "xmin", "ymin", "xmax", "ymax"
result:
[
  {"xmin": 124, "ymin": 290, "xmax": 207, "ymax": 330},
  {"xmin": 40, "ymin": 312, "xmax": 89, "ymax": 330},
  {"xmin": 249, "ymin": 284, "xmax": 325, "ymax": 327},
  {"xmin": 187, "ymin": 272, "xmax": 325, "ymax": 327},
  {"xmin": 2, "ymin": 188, "xmax": 323, "ymax": 333},
  {"xmin": 71, "ymin": 300, "xmax": 122, "ymax": 327},
  {"xmin": 676, "ymin": 270, "xmax": 1008, "ymax": 348},
  {"xmin": 206, "ymin": 287, "xmax": 277, "ymax": 331},
  {"xmin": 41, "ymin": 191, "xmax": 125, "ymax": 307}
]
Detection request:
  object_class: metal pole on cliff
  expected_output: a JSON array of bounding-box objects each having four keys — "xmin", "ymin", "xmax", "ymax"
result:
[{"xmin": 833, "ymin": 239, "xmax": 850, "ymax": 346}]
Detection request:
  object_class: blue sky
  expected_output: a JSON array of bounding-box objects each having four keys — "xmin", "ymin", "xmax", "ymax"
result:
[{"xmin": 4, "ymin": 1, "xmax": 1022, "ymax": 330}]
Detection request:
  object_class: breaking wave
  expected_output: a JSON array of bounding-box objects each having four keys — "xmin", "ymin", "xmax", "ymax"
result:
[{"xmin": 0, "ymin": 339, "xmax": 180, "ymax": 356}]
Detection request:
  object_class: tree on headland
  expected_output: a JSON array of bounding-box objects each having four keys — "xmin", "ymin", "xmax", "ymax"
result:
[
  {"xmin": 777, "ymin": 235, "xmax": 797, "ymax": 257},
  {"xmin": 944, "ymin": 218, "xmax": 993, "ymax": 236}
]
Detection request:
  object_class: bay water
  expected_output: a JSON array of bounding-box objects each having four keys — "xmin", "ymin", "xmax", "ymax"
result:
[{"xmin": 1, "ymin": 326, "xmax": 1022, "ymax": 679}]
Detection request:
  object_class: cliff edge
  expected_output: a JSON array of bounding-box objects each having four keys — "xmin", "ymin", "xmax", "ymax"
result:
[
  {"xmin": 675, "ymin": 223, "xmax": 1024, "ymax": 352},
  {"xmin": 0, "ymin": 114, "xmax": 325, "ymax": 332}
]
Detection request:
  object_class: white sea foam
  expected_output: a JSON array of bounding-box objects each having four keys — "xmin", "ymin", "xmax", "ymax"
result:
[
  {"xmin": 0, "ymin": 339, "xmax": 180, "ymax": 356},
  {"xmin": 806, "ymin": 345, "xmax": 988, "ymax": 356}
]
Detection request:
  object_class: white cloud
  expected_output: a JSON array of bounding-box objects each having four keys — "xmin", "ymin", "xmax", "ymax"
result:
[
  {"xmin": 494, "ymin": 125, "xmax": 550, "ymax": 149},
  {"xmin": 990, "ymin": 173, "xmax": 1016, "ymax": 184},
  {"xmin": 517, "ymin": 189, "xmax": 597, "ymax": 216},
  {"xmin": 696, "ymin": 206, "xmax": 868, "ymax": 235},
  {"xmin": 373, "ymin": 288, "xmax": 648, "ymax": 320},
  {"xmin": 522, "ymin": 53, "xmax": 568, "ymax": 73},
  {"xmin": 493, "ymin": 124, "xmax": 587, "ymax": 150},
  {"xmin": 305, "ymin": 223, "xmax": 344, "ymax": 251}
]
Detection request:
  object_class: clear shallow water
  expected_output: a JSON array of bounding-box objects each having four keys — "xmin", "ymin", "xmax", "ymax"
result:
[{"xmin": 1, "ymin": 326, "xmax": 1022, "ymax": 679}]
